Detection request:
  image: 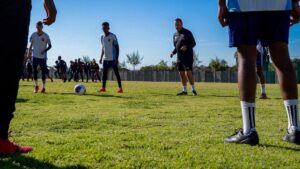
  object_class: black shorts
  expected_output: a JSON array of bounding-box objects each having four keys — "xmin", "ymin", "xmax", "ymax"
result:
[{"xmin": 177, "ymin": 62, "xmax": 193, "ymax": 71}]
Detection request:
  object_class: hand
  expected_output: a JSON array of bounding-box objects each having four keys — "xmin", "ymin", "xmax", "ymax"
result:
[
  {"xmin": 43, "ymin": 0, "xmax": 57, "ymax": 25},
  {"xmin": 99, "ymin": 59, "xmax": 103, "ymax": 64},
  {"xmin": 218, "ymin": 4, "xmax": 229, "ymax": 27},
  {"xmin": 41, "ymin": 50, "xmax": 45, "ymax": 55},
  {"xmin": 291, "ymin": 2, "xmax": 300, "ymax": 26},
  {"xmin": 170, "ymin": 53, "xmax": 174, "ymax": 58},
  {"xmin": 180, "ymin": 46, "xmax": 187, "ymax": 51}
]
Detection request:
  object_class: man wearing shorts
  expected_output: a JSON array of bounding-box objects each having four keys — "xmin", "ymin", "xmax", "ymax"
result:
[{"xmin": 218, "ymin": 0, "xmax": 300, "ymax": 145}]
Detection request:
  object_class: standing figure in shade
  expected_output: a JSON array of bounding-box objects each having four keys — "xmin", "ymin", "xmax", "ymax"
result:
[{"xmin": 0, "ymin": 0, "xmax": 56, "ymax": 155}]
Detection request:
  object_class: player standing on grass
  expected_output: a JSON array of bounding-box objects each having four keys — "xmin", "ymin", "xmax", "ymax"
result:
[
  {"xmin": 170, "ymin": 18, "xmax": 197, "ymax": 96},
  {"xmin": 0, "ymin": 0, "xmax": 56, "ymax": 155},
  {"xmin": 28, "ymin": 21, "xmax": 53, "ymax": 93},
  {"xmin": 99, "ymin": 22, "xmax": 123, "ymax": 93},
  {"xmin": 219, "ymin": 0, "xmax": 300, "ymax": 145},
  {"xmin": 256, "ymin": 42, "xmax": 269, "ymax": 99}
]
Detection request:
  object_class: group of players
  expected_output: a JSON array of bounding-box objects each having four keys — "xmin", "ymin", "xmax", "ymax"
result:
[
  {"xmin": 0, "ymin": 0, "xmax": 300, "ymax": 156},
  {"xmin": 55, "ymin": 57, "xmax": 101, "ymax": 83},
  {"xmin": 23, "ymin": 21, "xmax": 123, "ymax": 94}
]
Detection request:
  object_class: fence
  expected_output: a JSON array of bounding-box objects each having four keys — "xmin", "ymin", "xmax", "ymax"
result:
[{"xmin": 48, "ymin": 69, "xmax": 300, "ymax": 84}]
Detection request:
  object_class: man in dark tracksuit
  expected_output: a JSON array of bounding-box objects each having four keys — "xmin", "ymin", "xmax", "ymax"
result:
[
  {"xmin": 171, "ymin": 18, "xmax": 197, "ymax": 96},
  {"xmin": 0, "ymin": 0, "xmax": 56, "ymax": 155}
]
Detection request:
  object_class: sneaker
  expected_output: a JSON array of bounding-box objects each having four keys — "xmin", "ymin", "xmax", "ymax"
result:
[
  {"xmin": 224, "ymin": 129, "xmax": 259, "ymax": 146},
  {"xmin": 99, "ymin": 88, "xmax": 106, "ymax": 93},
  {"xmin": 34, "ymin": 86, "xmax": 39, "ymax": 93},
  {"xmin": 177, "ymin": 91, "xmax": 188, "ymax": 96},
  {"xmin": 40, "ymin": 88, "xmax": 46, "ymax": 93},
  {"xmin": 0, "ymin": 139, "xmax": 32, "ymax": 156},
  {"xmin": 259, "ymin": 93, "xmax": 268, "ymax": 99},
  {"xmin": 192, "ymin": 90, "xmax": 198, "ymax": 96},
  {"xmin": 117, "ymin": 88, "xmax": 123, "ymax": 93},
  {"xmin": 283, "ymin": 127, "xmax": 300, "ymax": 145}
]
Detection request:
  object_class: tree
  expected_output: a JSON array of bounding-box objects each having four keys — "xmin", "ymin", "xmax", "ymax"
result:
[
  {"xmin": 126, "ymin": 51, "xmax": 143, "ymax": 70},
  {"xmin": 292, "ymin": 58, "xmax": 300, "ymax": 71},
  {"xmin": 193, "ymin": 51, "xmax": 202, "ymax": 68},
  {"xmin": 208, "ymin": 57, "xmax": 229, "ymax": 71},
  {"xmin": 119, "ymin": 60, "xmax": 127, "ymax": 70},
  {"xmin": 82, "ymin": 56, "xmax": 91, "ymax": 63}
]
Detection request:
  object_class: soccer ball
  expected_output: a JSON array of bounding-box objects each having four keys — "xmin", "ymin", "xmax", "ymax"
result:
[{"xmin": 74, "ymin": 84, "xmax": 86, "ymax": 95}]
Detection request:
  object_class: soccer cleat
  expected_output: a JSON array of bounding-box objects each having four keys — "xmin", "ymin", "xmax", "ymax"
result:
[
  {"xmin": 99, "ymin": 88, "xmax": 106, "ymax": 93},
  {"xmin": 0, "ymin": 139, "xmax": 32, "ymax": 156},
  {"xmin": 192, "ymin": 90, "xmax": 198, "ymax": 96},
  {"xmin": 259, "ymin": 93, "xmax": 268, "ymax": 99},
  {"xmin": 177, "ymin": 91, "xmax": 188, "ymax": 96},
  {"xmin": 117, "ymin": 88, "xmax": 123, "ymax": 93},
  {"xmin": 224, "ymin": 129, "xmax": 259, "ymax": 146},
  {"xmin": 40, "ymin": 88, "xmax": 46, "ymax": 93},
  {"xmin": 34, "ymin": 86, "xmax": 39, "ymax": 93},
  {"xmin": 283, "ymin": 127, "xmax": 300, "ymax": 145}
]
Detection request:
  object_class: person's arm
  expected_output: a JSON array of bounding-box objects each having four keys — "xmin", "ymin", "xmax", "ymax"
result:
[
  {"xmin": 28, "ymin": 43, "xmax": 33, "ymax": 58},
  {"xmin": 114, "ymin": 37, "xmax": 120, "ymax": 61},
  {"xmin": 218, "ymin": 0, "xmax": 228, "ymax": 27},
  {"xmin": 41, "ymin": 38, "xmax": 52, "ymax": 55},
  {"xmin": 43, "ymin": 0, "xmax": 57, "ymax": 25},
  {"xmin": 171, "ymin": 35, "xmax": 177, "ymax": 58},
  {"xmin": 291, "ymin": 0, "xmax": 300, "ymax": 26},
  {"xmin": 188, "ymin": 31, "xmax": 196, "ymax": 49},
  {"xmin": 100, "ymin": 47, "xmax": 104, "ymax": 64}
]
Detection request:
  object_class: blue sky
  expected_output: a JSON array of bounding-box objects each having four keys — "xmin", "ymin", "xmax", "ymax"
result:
[{"xmin": 30, "ymin": 0, "xmax": 300, "ymax": 69}]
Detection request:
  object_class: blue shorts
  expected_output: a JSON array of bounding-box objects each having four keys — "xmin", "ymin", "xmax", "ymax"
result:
[
  {"xmin": 32, "ymin": 57, "xmax": 48, "ymax": 72},
  {"xmin": 103, "ymin": 60, "xmax": 117, "ymax": 69},
  {"xmin": 256, "ymin": 53, "xmax": 263, "ymax": 67},
  {"xmin": 228, "ymin": 11, "xmax": 290, "ymax": 47}
]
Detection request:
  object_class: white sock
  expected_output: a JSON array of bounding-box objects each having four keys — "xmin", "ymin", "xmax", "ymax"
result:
[
  {"xmin": 284, "ymin": 100, "xmax": 299, "ymax": 131},
  {"xmin": 34, "ymin": 80, "xmax": 38, "ymax": 87},
  {"xmin": 191, "ymin": 85, "xmax": 196, "ymax": 91},
  {"xmin": 261, "ymin": 84, "xmax": 266, "ymax": 94},
  {"xmin": 42, "ymin": 82, "xmax": 46, "ymax": 89},
  {"xmin": 182, "ymin": 86, "xmax": 187, "ymax": 92},
  {"xmin": 241, "ymin": 101, "xmax": 256, "ymax": 135}
]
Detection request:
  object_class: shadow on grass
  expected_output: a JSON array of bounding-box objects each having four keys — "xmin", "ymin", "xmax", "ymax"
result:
[
  {"xmin": 0, "ymin": 155, "xmax": 87, "ymax": 169},
  {"xmin": 16, "ymin": 98, "xmax": 29, "ymax": 103},
  {"xmin": 259, "ymin": 144, "xmax": 300, "ymax": 151},
  {"xmin": 206, "ymin": 94, "xmax": 238, "ymax": 98},
  {"xmin": 51, "ymin": 92, "xmax": 132, "ymax": 99}
]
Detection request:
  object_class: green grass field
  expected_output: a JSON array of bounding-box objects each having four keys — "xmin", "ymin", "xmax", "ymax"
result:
[{"xmin": 1, "ymin": 80, "xmax": 300, "ymax": 169}]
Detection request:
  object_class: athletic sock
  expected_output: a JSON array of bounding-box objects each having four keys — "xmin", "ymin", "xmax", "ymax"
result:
[
  {"xmin": 191, "ymin": 85, "xmax": 196, "ymax": 91},
  {"xmin": 284, "ymin": 100, "xmax": 300, "ymax": 132},
  {"xmin": 42, "ymin": 83, "xmax": 46, "ymax": 89},
  {"xmin": 182, "ymin": 86, "xmax": 187, "ymax": 93},
  {"xmin": 261, "ymin": 84, "xmax": 266, "ymax": 94},
  {"xmin": 241, "ymin": 101, "xmax": 256, "ymax": 135},
  {"xmin": 34, "ymin": 80, "xmax": 38, "ymax": 87}
]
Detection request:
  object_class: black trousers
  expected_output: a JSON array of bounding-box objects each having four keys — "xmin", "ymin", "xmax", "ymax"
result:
[
  {"xmin": 102, "ymin": 61, "xmax": 122, "ymax": 88},
  {"xmin": 0, "ymin": 0, "xmax": 31, "ymax": 139}
]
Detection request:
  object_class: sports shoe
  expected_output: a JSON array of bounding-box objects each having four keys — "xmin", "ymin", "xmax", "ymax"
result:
[
  {"xmin": 283, "ymin": 127, "xmax": 300, "ymax": 145},
  {"xmin": 99, "ymin": 88, "xmax": 106, "ymax": 93},
  {"xmin": 177, "ymin": 91, "xmax": 188, "ymax": 96},
  {"xmin": 259, "ymin": 93, "xmax": 268, "ymax": 99},
  {"xmin": 41, "ymin": 88, "xmax": 46, "ymax": 93},
  {"xmin": 224, "ymin": 129, "xmax": 259, "ymax": 146},
  {"xmin": 34, "ymin": 86, "xmax": 39, "ymax": 93},
  {"xmin": 117, "ymin": 88, "xmax": 123, "ymax": 93},
  {"xmin": 192, "ymin": 90, "xmax": 198, "ymax": 96},
  {"xmin": 0, "ymin": 139, "xmax": 32, "ymax": 156}
]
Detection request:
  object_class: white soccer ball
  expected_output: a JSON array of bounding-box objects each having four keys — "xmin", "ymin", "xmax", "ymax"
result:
[{"xmin": 74, "ymin": 84, "xmax": 86, "ymax": 95}]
